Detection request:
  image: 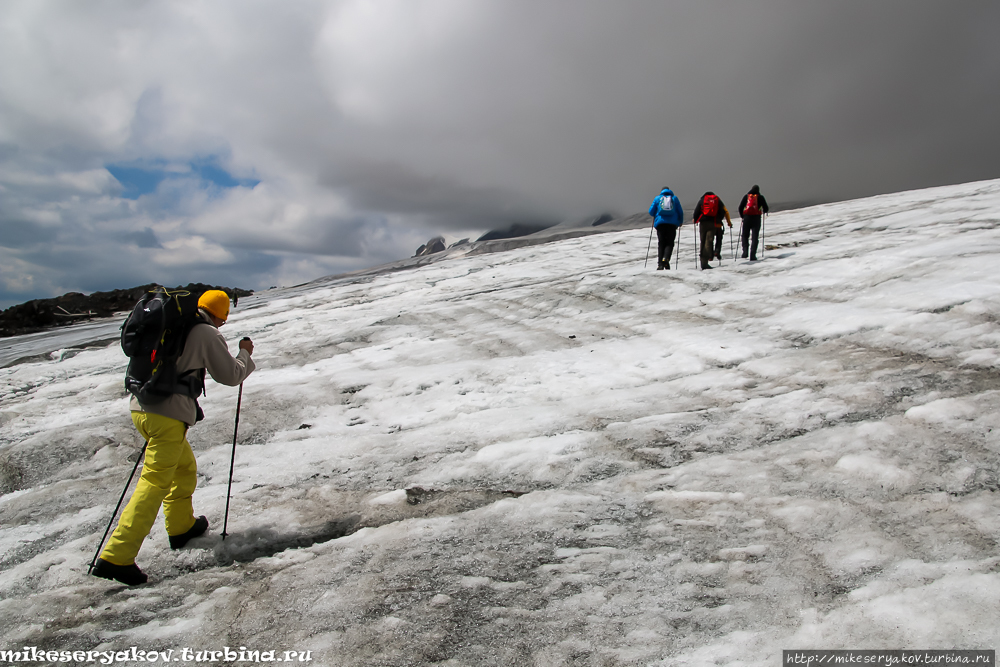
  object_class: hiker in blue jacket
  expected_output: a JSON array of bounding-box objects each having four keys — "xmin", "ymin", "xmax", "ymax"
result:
[{"xmin": 648, "ymin": 188, "xmax": 684, "ymax": 270}]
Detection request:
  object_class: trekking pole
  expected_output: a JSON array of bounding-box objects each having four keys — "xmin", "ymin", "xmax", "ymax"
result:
[
  {"xmin": 675, "ymin": 225, "xmax": 681, "ymax": 268},
  {"xmin": 761, "ymin": 213, "xmax": 766, "ymax": 259},
  {"xmin": 221, "ymin": 381, "xmax": 243, "ymax": 539},
  {"xmin": 691, "ymin": 222, "xmax": 701, "ymax": 268},
  {"xmin": 730, "ymin": 224, "xmax": 735, "ymax": 261},
  {"xmin": 644, "ymin": 221, "xmax": 654, "ymax": 268},
  {"xmin": 693, "ymin": 221, "xmax": 698, "ymax": 269},
  {"xmin": 222, "ymin": 349, "xmax": 248, "ymax": 539},
  {"xmin": 88, "ymin": 441, "xmax": 147, "ymax": 574},
  {"xmin": 738, "ymin": 218, "xmax": 744, "ymax": 260}
]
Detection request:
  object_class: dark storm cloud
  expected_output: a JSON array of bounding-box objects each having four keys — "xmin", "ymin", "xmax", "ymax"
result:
[
  {"xmin": 326, "ymin": 159, "xmax": 560, "ymax": 231},
  {"xmin": 311, "ymin": 0, "xmax": 1000, "ymax": 219},
  {"xmin": 125, "ymin": 227, "xmax": 161, "ymax": 248},
  {"xmin": 1, "ymin": 0, "xmax": 998, "ymax": 308},
  {"xmin": 700, "ymin": 1, "xmax": 1000, "ymax": 205},
  {"xmin": 0, "ymin": 220, "xmax": 58, "ymax": 248}
]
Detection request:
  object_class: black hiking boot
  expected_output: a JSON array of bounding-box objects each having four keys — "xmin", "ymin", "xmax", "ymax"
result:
[
  {"xmin": 656, "ymin": 261, "xmax": 664, "ymax": 270},
  {"xmin": 169, "ymin": 515, "xmax": 209, "ymax": 550},
  {"xmin": 750, "ymin": 255, "xmax": 757, "ymax": 262},
  {"xmin": 701, "ymin": 263, "xmax": 713, "ymax": 270},
  {"xmin": 92, "ymin": 558, "xmax": 147, "ymax": 586},
  {"xmin": 741, "ymin": 252, "xmax": 748, "ymax": 259}
]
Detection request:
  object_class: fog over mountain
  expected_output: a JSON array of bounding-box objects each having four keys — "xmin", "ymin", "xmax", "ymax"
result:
[{"xmin": 1, "ymin": 1, "xmax": 999, "ymax": 309}]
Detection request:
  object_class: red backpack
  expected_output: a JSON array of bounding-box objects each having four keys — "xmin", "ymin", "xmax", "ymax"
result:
[
  {"xmin": 745, "ymin": 193, "xmax": 760, "ymax": 216},
  {"xmin": 702, "ymin": 194, "xmax": 719, "ymax": 217}
]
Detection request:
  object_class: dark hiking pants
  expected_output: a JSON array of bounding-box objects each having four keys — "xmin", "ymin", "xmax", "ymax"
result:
[
  {"xmin": 741, "ymin": 217, "xmax": 761, "ymax": 258},
  {"xmin": 699, "ymin": 223, "xmax": 716, "ymax": 268},
  {"xmin": 656, "ymin": 224, "xmax": 677, "ymax": 266},
  {"xmin": 714, "ymin": 227, "xmax": 725, "ymax": 259}
]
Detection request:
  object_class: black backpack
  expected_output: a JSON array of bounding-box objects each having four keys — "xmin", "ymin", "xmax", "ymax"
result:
[{"xmin": 121, "ymin": 287, "xmax": 206, "ymax": 409}]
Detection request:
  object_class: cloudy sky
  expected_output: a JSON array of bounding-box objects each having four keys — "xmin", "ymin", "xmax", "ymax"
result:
[{"xmin": 1, "ymin": 1, "xmax": 998, "ymax": 309}]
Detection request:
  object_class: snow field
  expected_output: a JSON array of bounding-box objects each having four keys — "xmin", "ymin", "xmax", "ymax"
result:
[{"xmin": 1, "ymin": 178, "xmax": 1000, "ymax": 664}]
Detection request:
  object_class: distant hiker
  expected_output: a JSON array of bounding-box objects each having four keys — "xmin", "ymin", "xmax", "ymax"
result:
[
  {"xmin": 713, "ymin": 203, "xmax": 733, "ymax": 262},
  {"xmin": 648, "ymin": 187, "xmax": 684, "ymax": 270},
  {"xmin": 693, "ymin": 192, "xmax": 728, "ymax": 270},
  {"xmin": 738, "ymin": 185, "xmax": 770, "ymax": 261},
  {"xmin": 92, "ymin": 290, "xmax": 255, "ymax": 586},
  {"xmin": 232, "ymin": 294, "xmax": 238, "ymax": 308}
]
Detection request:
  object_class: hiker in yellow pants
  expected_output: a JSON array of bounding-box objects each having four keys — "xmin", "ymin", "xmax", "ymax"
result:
[
  {"xmin": 100, "ymin": 413, "xmax": 199, "ymax": 566},
  {"xmin": 93, "ymin": 290, "xmax": 255, "ymax": 586}
]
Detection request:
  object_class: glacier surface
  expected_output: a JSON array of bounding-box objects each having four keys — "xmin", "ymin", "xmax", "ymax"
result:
[{"xmin": 2, "ymin": 179, "xmax": 1000, "ymax": 664}]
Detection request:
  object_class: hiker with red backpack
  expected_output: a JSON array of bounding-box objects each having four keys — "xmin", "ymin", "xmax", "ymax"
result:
[
  {"xmin": 693, "ymin": 192, "xmax": 728, "ymax": 270},
  {"xmin": 91, "ymin": 289, "xmax": 255, "ymax": 586},
  {"xmin": 738, "ymin": 185, "xmax": 769, "ymax": 261},
  {"xmin": 647, "ymin": 187, "xmax": 684, "ymax": 270}
]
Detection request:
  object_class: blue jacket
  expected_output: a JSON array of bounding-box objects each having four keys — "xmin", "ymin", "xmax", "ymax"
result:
[{"xmin": 649, "ymin": 189, "xmax": 683, "ymax": 227}]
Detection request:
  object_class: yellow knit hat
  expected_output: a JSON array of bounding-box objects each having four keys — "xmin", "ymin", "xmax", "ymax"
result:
[{"xmin": 198, "ymin": 290, "xmax": 231, "ymax": 322}]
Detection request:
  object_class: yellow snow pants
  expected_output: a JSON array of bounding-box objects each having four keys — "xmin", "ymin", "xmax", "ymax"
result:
[{"xmin": 100, "ymin": 412, "xmax": 199, "ymax": 566}]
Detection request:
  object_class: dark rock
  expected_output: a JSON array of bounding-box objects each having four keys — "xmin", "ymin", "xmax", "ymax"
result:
[
  {"xmin": 413, "ymin": 236, "xmax": 447, "ymax": 257},
  {"xmin": 0, "ymin": 283, "xmax": 254, "ymax": 338}
]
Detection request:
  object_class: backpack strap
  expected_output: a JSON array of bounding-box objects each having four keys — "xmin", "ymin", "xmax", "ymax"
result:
[
  {"xmin": 174, "ymin": 316, "xmax": 208, "ymax": 399},
  {"xmin": 175, "ymin": 368, "xmax": 206, "ymax": 399}
]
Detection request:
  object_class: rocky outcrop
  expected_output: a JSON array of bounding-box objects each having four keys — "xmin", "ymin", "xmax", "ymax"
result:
[
  {"xmin": 0, "ymin": 283, "xmax": 254, "ymax": 337},
  {"xmin": 413, "ymin": 236, "xmax": 447, "ymax": 257}
]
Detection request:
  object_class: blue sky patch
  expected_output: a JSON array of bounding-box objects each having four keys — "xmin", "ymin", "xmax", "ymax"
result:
[
  {"xmin": 106, "ymin": 164, "xmax": 167, "ymax": 199},
  {"xmin": 107, "ymin": 158, "xmax": 260, "ymax": 199}
]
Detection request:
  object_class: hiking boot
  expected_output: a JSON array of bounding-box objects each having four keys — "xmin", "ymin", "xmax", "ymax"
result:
[
  {"xmin": 701, "ymin": 263, "xmax": 713, "ymax": 270},
  {"xmin": 741, "ymin": 252, "xmax": 748, "ymax": 259},
  {"xmin": 92, "ymin": 558, "xmax": 147, "ymax": 586},
  {"xmin": 714, "ymin": 252, "xmax": 722, "ymax": 261},
  {"xmin": 749, "ymin": 256, "xmax": 757, "ymax": 262},
  {"xmin": 664, "ymin": 261, "xmax": 670, "ymax": 270},
  {"xmin": 656, "ymin": 262, "xmax": 664, "ymax": 270},
  {"xmin": 169, "ymin": 515, "xmax": 209, "ymax": 550}
]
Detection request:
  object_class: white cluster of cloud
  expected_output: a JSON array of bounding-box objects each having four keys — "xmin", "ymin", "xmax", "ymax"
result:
[{"xmin": 1, "ymin": 0, "xmax": 998, "ymax": 308}]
